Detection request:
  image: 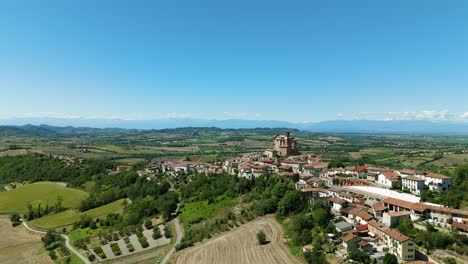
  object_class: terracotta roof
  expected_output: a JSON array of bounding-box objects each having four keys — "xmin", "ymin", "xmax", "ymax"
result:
[
  {"xmin": 342, "ymin": 233, "xmax": 358, "ymax": 242},
  {"xmin": 329, "ymin": 197, "xmax": 347, "ymax": 205},
  {"xmin": 383, "ymin": 198, "xmax": 413, "ymax": 210},
  {"xmin": 372, "ymin": 202, "xmax": 388, "ymax": 212},
  {"xmin": 386, "ymin": 211, "xmax": 411, "ymax": 217},
  {"xmin": 339, "ymin": 192, "xmax": 353, "ymax": 199},
  {"xmin": 358, "ymin": 240, "xmax": 369, "ymax": 247},
  {"xmin": 356, "ymin": 224, "xmax": 368, "ymax": 232},
  {"xmin": 348, "ymin": 206, "xmax": 367, "ymax": 215},
  {"xmin": 382, "ymin": 171, "xmax": 400, "ymax": 181},
  {"xmin": 368, "ymin": 220, "xmax": 385, "ymax": 230},
  {"xmin": 425, "ymin": 172, "xmax": 450, "ymax": 179},
  {"xmin": 383, "ymin": 228, "xmax": 412, "ymax": 243},
  {"xmin": 303, "ymin": 245, "xmax": 314, "ymax": 251},
  {"xmin": 280, "ymin": 172, "xmax": 295, "ymax": 177},
  {"xmin": 341, "ymin": 207, "xmax": 355, "ymax": 214},
  {"xmin": 452, "ymin": 222, "xmax": 468, "ymax": 231},
  {"xmin": 357, "ymin": 211, "xmax": 374, "ymax": 221},
  {"xmin": 403, "ymin": 176, "xmax": 424, "ymax": 181},
  {"xmin": 278, "ymin": 165, "xmax": 292, "ymax": 170}
]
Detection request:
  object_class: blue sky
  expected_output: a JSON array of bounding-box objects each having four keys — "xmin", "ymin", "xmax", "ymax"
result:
[{"xmin": 0, "ymin": 0, "xmax": 467, "ymax": 122}]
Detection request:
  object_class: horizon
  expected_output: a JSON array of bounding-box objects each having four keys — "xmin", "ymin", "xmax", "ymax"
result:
[{"xmin": 1, "ymin": 1, "xmax": 468, "ymax": 123}]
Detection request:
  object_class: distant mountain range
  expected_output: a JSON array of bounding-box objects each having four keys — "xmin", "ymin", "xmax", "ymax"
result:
[{"xmin": 1, "ymin": 117, "xmax": 468, "ymax": 134}]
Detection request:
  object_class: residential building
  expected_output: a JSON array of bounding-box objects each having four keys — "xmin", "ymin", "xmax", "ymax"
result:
[
  {"xmin": 402, "ymin": 176, "xmax": 426, "ymax": 195},
  {"xmin": 378, "ymin": 171, "xmax": 400, "ymax": 188}
]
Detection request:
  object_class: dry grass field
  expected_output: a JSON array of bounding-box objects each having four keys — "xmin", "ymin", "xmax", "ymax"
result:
[
  {"xmin": 0, "ymin": 216, "xmax": 52, "ymax": 264},
  {"xmin": 172, "ymin": 216, "xmax": 303, "ymax": 264}
]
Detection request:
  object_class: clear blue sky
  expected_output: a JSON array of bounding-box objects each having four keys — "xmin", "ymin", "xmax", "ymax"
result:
[{"xmin": 0, "ymin": 0, "xmax": 467, "ymax": 122}]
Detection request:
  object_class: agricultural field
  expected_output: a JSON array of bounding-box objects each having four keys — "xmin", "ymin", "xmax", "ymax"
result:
[
  {"xmin": 0, "ymin": 216, "xmax": 52, "ymax": 264},
  {"xmin": 30, "ymin": 199, "xmax": 127, "ymax": 229},
  {"xmin": 0, "ymin": 182, "xmax": 89, "ymax": 214},
  {"xmin": 429, "ymin": 153, "xmax": 468, "ymax": 167},
  {"xmin": 172, "ymin": 216, "xmax": 303, "ymax": 264}
]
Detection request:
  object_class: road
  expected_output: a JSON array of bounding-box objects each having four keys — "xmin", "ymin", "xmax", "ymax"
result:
[
  {"xmin": 22, "ymin": 221, "xmax": 91, "ymax": 264},
  {"xmin": 161, "ymin": 205, "xmax": 182, "ymax": 264}
]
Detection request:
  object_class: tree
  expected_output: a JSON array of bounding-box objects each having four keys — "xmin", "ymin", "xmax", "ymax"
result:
[
  {"xmin": 257, "ymin": 231, "xmax": 267, "ymax": 245},
  {"xmin": 278, "ymin": 190, "xmax": 304, "ymax": 216},
  {"xmin": 144, "ymin": 219, "xmax": 153, "ymax": 230},
  {"xmin": 10, "ymin": 213, "xmax": 21, "ymax": 227},
  {"xmin": 292, "ymin": 173, "xmax": 300, "ymax": 183},
  {"xmin": 383, "ymin": 253, "xmax": 398, "ymax": 264},
  {"xmin": 348, "ymin": 249, "xmax": 371, "ymax": 264}
]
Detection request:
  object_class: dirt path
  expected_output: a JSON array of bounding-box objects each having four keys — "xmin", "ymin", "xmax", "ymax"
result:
[
  {"xmin": 0, "ymin": 216, "xmax": 52, "ymax": 264},
  {"xmin": 172, "ymin": 216, "xmax": 302, "ymax": 264}
]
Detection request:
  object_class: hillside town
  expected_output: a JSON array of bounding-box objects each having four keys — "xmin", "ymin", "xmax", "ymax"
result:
[{"xmin": 134, "ymin": 130, "xmax": 467, "ymax": 263}]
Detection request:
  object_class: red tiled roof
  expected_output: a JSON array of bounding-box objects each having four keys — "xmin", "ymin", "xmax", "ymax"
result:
[
  {"xmin": 383, "ymin": 228, "xmax": 412, "ymax": 242},
  {"xmin": 356, "ymin": 224, "xmax": 368, "ymax": 232},
  {"xmin": 387, "ymin": 211, "xmax": 411, "ymax": 217},
  {"xmin": 343, "ymin": 233, "xmax": 358, "ymax": 242},
  {"xmin": 425, "ymin": 172, "xmax": 450, "ymax": 179},
  {"xmin": 329, "ymin": 197, "xmax": 347, "ymax": 205},
  {"xmin": 403, "ymin": 176, "xmax": 425, "ymax": 182},
  {"xmin": 357, "ymin": 211, "xmax": 374, "ymax": 221},
  {"xmin": 358, "ymin": 240, "xmax": 369, "ymax": 247},
  {"xmin": 452, "ymin": 222, "xmax": 468, "ymax": 231},
  {"xmin": 382, "ymin": 171, "xmax": 400, "ymax": 181},
  {"xmin": 382, "ymin": 198, "xmax": 413, "ymax": 210}
]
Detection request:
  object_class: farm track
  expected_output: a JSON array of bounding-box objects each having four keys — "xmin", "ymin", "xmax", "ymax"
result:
[{"xmin": 172, "ymin": 216, "xmax": 303, "ymax": 264}]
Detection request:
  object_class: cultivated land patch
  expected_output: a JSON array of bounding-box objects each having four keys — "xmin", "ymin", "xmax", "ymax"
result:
[
  {"xmin": 0, "ymin": 216, "xmax": 52, "ymax": 264},
  {"xmin": 0, "ymin": 182, "xmax": 89, "ymax": 214},
  {"xmin": 172, "ymin": 216, "xmax": 303, "ymax": 264},
  {"xmin": 30, "ymin": 199, "xmax": 126, "ymax": 229}
]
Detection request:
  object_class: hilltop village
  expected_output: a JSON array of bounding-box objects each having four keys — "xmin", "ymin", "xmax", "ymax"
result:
[{"xmin": 132, "ymin": 130, "xmax": 467, "ymax": 263}]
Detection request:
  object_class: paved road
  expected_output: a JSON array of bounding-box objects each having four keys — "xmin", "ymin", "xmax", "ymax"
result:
[
  {"xmin": 22, "ymin": 221, "xmax": 91, "ymax": 264},
  {"xmin": 161, "ymin": 206, "xmax": 182, "ymax": 264}
]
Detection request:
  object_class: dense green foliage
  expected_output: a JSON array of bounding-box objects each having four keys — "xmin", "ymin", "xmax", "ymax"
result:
[
  {"xmin": 257, "ymin": 231, "xmax": 267, "ymax": 245},
  {"xmin": 383, "ymin": 253, "xmax": 398, "ymax": 264}
]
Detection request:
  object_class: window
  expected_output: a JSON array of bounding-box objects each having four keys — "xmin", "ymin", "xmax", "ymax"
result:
[
  {"xmin": 408, "ymin": 243, "xmax": 413, "ymax": 246},
  {"xmin": 408, "ymin": 249, "xmax": 414, "ymax": 252}
]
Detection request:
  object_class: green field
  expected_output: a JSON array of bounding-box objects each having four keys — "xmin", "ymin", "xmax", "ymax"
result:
[
  {"xmin": 180, "ymin": 196, "xmax": 238, "ymax": 226},
  {"xmin": 30, "ymin": 199, "xmax": 126, "ymax": 229},
  {"xmin": 0, "ymin": 182, "xmax": 89, "ymax": 214}
]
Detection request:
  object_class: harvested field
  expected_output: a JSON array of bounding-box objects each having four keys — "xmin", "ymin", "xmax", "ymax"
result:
[
  {"xmin": 172, "ymin": 216, "xmax": 303, "ymax": 264},
  {"xmin": 0, "ymin": 216, "xmax": 52, "ymax": 264}
]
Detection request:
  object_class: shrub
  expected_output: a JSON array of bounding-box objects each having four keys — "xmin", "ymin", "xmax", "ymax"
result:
[
  {"xmin": 138, "ymin": 236, "xmax": 149, "ymax": 248},
  {"xmin": 88, "ymin": 254, "xmax": 96, "ymax": 261},
  {"xmin": 126, "ymin": 243, "xmax": 135, "ymax": 252},
  {"xmin": 164, "ymin": 224, "xmax": 172, "ymax": 238},
  {"xmin": 110, "ymin": 243, "xmax": 122, "ymax": 256},
  {"xmin": 144, "ymin": 219, "xmax": 153, "ymax": 229},
  {"xmin": 124, "ymin": 236, "xmax": 130, "ymax": 244},
  {"xmin": 152, "ymin": 226, "xmax": 162, "ymax": 239},
  {"xmin": 93, "ymin": 246, "xmax": 107, "ymax": 259},
  {"xmin": 49, "ymin": 250, "xmax": 57, "ymax": 260},
  {"xmin": 10, "ymin": 213, "xmax": 21, "ymax": 227},
  {"xmin": 257, "ymin": 231, "xmax": 267, "ymax": 245}
]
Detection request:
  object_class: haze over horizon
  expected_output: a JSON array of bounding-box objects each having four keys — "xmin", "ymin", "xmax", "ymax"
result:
[{"xmin": 1, "ymin": 1, "xmax": 467, "ymax": 123}]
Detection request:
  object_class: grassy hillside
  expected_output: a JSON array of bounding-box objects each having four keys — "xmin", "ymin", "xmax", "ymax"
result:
[
  {"xmin": 30, "ymin": 198, "xmax": 126, "ymax": 229},
  {"xmin": 0, "ymin": 181, "xmax": 89, "ymax": 214}
]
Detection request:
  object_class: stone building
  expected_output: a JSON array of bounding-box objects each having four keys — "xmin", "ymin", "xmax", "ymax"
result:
[{"xmin": 273, "ymin": 130, "xmax": 298, "ymax": 157}]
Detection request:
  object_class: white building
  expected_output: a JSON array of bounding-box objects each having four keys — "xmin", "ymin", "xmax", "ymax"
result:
[{"xmin": 402, "ymin": 176, "xmax": 426, "ymax": 195}]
